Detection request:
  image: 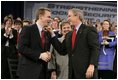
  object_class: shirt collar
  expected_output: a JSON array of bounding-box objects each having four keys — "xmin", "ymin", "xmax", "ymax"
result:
[
  {"xmin": 75, "ymin": 22, "xmax": 82, "ymax": 32},
  {"xmin": 36, "ymin": 22, "xmax": 43, "ymax": 32}
]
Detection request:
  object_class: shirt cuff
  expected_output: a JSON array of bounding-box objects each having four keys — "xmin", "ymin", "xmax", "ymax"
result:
[{"xmin": 39, "ymin": 54, "xmax": 42, "ymax": 59}]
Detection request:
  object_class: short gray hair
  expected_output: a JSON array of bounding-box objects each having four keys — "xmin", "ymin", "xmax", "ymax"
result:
[{"xmin": 69, "ymin": 8, "xmax": 84, "ymax": 22}]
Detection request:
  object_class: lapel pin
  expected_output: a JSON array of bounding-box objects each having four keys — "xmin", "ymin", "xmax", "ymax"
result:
[{"xmin": 79, "ymin": 29, "xmax": 83, "ymax": 33}]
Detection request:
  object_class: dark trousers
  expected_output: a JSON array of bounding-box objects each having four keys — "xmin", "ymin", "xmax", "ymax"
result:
[
  {"xmin": 1, "ymin": 47, "xmax": 10, "ymax": 79},
  {"xmin": 98, "ymin": 70, "xmax": 117, "ymax": 79}
]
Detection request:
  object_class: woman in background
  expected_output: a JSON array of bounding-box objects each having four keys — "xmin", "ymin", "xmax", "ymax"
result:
[
  {"xmin": 98, "ymin": 20, "xmax": 117, "ymax": 79},
  {"xmin": 1, "ymin": 15, "xmax": 17, "ymax": 78},
  {"xmin": 48, "ymin": 21, "xmax": 72, "ymax": 79}
]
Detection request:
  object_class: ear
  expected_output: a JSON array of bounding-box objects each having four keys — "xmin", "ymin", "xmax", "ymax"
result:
[
  {"xmin": 40, "ymin": 16, "xmax": 43, "ymax": 20},
  {"xmin": 39, "ymin": 14, "xmax": 43, "ymax": 20}
]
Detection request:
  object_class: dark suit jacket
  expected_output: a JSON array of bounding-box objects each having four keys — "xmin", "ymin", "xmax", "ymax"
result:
[
  {"xmin": 17, "ymin": 24, "xmax": 51, "ymax": 79},
  {"xmin": 51, "ymin": 24, "xmax": 99, "ymax": 79}
]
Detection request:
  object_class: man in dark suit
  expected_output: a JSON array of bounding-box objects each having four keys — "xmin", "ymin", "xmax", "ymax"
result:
[
  {"xmin": 17, "ymin": 7, "xmax": 52, "ymax": 79},
  {"xmin": 48, "ymin": 8, "xmax": 99, "ymax": 79}
]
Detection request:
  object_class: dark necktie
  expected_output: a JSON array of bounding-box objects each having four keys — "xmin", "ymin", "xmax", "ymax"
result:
[
  {"xmin": 41, "ymin": 30, "xmax": 45, "ymax": 48},
  {"xmin": 72, "ymin": 28, "xmax": 76, "ymax": 49}
]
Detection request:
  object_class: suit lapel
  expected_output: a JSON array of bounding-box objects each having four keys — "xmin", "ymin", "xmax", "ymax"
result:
[
  {"xmin": 34, "ymin": 24, "xmax": 43, "ymax": 49},
  {"xmin": 44, "ymin": 31, "xmax": 50, "ymax": 51},
  {"xmin": 66, "ymin": 31, "xmax": 73, "ymax": 51}
]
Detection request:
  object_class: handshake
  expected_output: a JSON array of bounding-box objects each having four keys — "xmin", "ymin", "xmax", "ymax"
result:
[{"xmin": 39, "ymin": 51, "xmax": 51, "ymax": 62}]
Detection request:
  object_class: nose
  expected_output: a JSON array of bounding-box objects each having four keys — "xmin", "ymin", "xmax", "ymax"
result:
[
  {"xmin": 65, "ymin": 27, "xmax": 69, "ymax": 31},
  {"xmin": 67, "ymin": 17, "xmax": 70, "ymax": 22}
]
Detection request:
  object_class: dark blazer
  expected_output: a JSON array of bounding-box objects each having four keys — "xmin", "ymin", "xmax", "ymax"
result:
[
  {"xmin": 1, "ymin": 28, "xmax": 17, "ymax": 58},
  {"xmin": 1, "ymin": 28, "xmax": 17, "ymax": 78},
  {"xmin": 17, "ymin": 24, "xmax": 51, "ymax": 79},
  {"xmin": 51, "ymin": 24, "xmax": 99, "ymax": 79}
]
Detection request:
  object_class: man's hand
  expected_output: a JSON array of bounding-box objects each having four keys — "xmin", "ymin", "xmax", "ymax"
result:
[
  {"xmin": 45, "ymin": 27, "xmax": 55, "ymax": 36},
  {"xmin": 46, "ymin": 51, "xmax": 51, "ymax": 59},
  {"xmin": 39, "ymin": 51, "xmax": 51, "ymax": 62},
  {"xmin": 85, "ymin": 64, "xmax": 94, "ymax": 79}
]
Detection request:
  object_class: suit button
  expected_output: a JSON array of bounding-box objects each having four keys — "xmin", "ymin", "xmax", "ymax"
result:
[{"xmin": 72, "ymin": 54, "xmax": 74, "ymax": 56}]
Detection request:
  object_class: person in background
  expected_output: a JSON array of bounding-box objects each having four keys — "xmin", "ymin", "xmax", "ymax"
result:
[
  {"xmin": 32, "ymin": 19, "xmax": 37, "ymax": 24},
  {"xmin": 98, "ymin": 20, "xmax": 117, "ymax": 79},
  {"xmin": 87, "ymin": 19, "xmax": 93, "ymax": 27},
  {"xmin": 16, "ymin": 17, "xmax": 22, "ymax": 21},
  {"xmin": 83, "ymin": 19, "xmax": 88, "ymax": 26},
  {"xmin": 53, "ymin": 16, "xmax": 61, "ymax": 23},
  {"xmin": 1, "ymin": 15, "xmax": 17, "ymax": 79},
  {"xmin": 17, "ymin": 7, "xmax": 52, "ymax": 79},
  {"xmin": 14, "ymin": 20, "xmax": 23, "ymax": 34},
  {"xmin": 1, "ymin": 23, "xmax": 5, "ymax": 29},
  {"xmin": 8, "ymin": 14, "xmax": 14, "ymax": 19},
  {"xmin": 51, "ymin": 17, "xmax": 62, "ymax": 38},
  {"xmin": 13, "ymin": 20, "xmax": 23, "ymax": 57},
  {"xmin": 111, "ymin": 22, "xmax": 117, "ymax": 36},
  {"xmin": 111, "ymin": 25, "xmax": 117, "ymax": 78},
  {"xmin": 23, "ymin": 19, "xmax": 31, "ymax": 27},
  {"xmin": 95, "ymin": 19, "xmax": 102, "ymax": 32},
  {"xmin": 48, "ymin": 21, "xmax": 72, "ymax": 79},
  {"xmin": 47, "ymin": 8, "xmax": 99, "ymax": 79}
]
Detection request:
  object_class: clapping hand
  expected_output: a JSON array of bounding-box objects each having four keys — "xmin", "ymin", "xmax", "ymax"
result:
[
  {"xmin": 5, "ymin": 27, "xmax": 12, "ymax": 35},
  {"xmin": 101, "ymin": 40, "xmax": 109, "ymax": 45},
  {"xmin": 102, "ymin": 36, "xmax": 109, "ymax": 40},
  {"xmin": 104, "ymin": 40, "xmax": 109, "ymax": 45}
]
